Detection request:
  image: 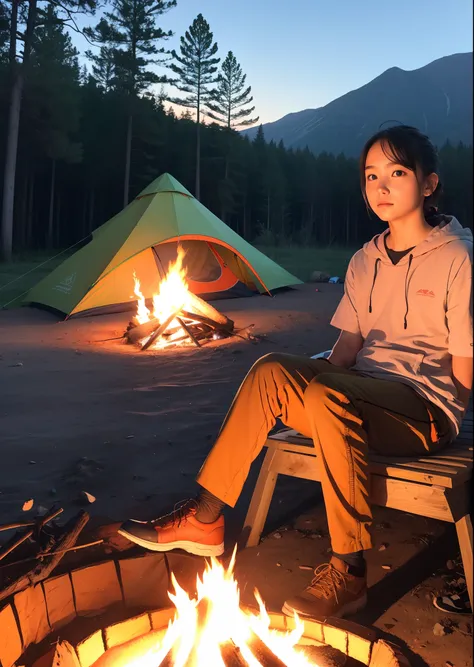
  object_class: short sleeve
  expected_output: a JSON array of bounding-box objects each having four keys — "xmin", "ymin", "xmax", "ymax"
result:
[
  {"xmin": 330, "ymin": 256, "xmax": 361, "ymax": 335},
  {"xmin": 446, "ymin": 252, "xmax": 473, "ymax": 357}
]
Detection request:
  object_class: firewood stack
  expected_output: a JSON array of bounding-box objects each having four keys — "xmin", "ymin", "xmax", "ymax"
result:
[{"xmin": 124, "ymin": 292, "xmax": 235, "ymax": 350}]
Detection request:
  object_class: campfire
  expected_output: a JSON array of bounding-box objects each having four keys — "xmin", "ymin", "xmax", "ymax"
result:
[
  {"xmin": 0, "ymin": 510, "xmax": 409, "ymax": 667},
  {"xmin": 125, "ymin": 246, "xmax": 235, "ymax": 350},
  {"xmin": 93, "ymin": 551, "xmax": 329, "ymax": 667}
]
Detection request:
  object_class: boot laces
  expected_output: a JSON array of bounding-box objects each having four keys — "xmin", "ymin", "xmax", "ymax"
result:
[
  {"xmin": 152, "ymin": 498, "xmax": 198, "ymax": 529},
  {"xmin": 307, "ymin": 562, "xmax": 348, "ymax": 602}
]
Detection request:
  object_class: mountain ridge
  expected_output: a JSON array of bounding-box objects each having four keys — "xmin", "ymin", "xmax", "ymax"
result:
[{"xmin": 242, "ymin": 52, "xmax": 473, "ymax": 156}]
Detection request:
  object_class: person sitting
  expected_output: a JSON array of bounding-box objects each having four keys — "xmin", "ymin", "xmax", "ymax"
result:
[{"xmin": 119, "ymin": 125, "xmax": 473, "ymax": 619}]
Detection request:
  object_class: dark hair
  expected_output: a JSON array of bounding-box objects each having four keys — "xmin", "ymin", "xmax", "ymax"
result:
[{"xmin": 359, "ymin": 125, "xmax": 442, "ymax": 221}]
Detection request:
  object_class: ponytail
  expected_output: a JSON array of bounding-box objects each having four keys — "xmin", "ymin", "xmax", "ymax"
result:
[{"xmin": 424, "ymin": 178, "xmax": 443, "ymax": 224}]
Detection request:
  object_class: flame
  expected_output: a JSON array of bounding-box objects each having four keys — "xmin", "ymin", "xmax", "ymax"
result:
[
  {"xmin": 151, "ymin": 246, "xmax": 193, "ymax": 325},
  {"xmin": 133, "ymin": 272, "xmax": 151, "ymax": 325},
  {"xmin": 111, "ymin": 550, "xmax": 320, "ymax": 666},
  {"xmin": 132, "ymin": 246, "xmax": 197, "ymax": 348}
]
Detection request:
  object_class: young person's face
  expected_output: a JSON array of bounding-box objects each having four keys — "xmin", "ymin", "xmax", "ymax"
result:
[{"xmin": 364, "ymin": 140, "xmax": 438, "ymax": 222}]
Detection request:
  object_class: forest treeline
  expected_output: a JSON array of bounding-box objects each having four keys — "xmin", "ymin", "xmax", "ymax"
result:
[{"xmin": 0, "ymin": 0, "xmax": 472, "ymax": 261}]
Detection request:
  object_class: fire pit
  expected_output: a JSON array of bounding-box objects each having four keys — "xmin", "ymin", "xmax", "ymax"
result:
[
  {"xmin": 0, "ymin": 551, "xmax": 410, "ymax": 667},
  {"xmin": 124, "ymin": 247, "xmax": 236, "ymax": 350}
]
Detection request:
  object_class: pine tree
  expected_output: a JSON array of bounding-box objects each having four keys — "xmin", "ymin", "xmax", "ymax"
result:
[
  {"xmin": 0, "ymin": 1, "xmax": 8, "ymax": 64},
  {"xmin": 85, "ymin": 44, "xmax": 116, "ymax": 92},
  {"xmin": 205, "ymin": 51, "xmax": 258, "ymax": 221},
  {"xmin": 168, "ymin": 14, "xmax": 220, "ymax": 200},
  {"xmin": 84, "ymin": 0, "xmax": 176, "ymax": 206},
  {"xmin": 206, "ymin": 51, "xmax": 258, "ymax": 129},
  {"xmin": 253, "ymin": 124, "xmax": 266, "ymax": 148},
  {"xmin": 25, "ymin": 3, "xmax": 82, "ymax": 247},
  {"xmin": 1, "ymin": 0, "xmax": 96, "ymax": 261}
]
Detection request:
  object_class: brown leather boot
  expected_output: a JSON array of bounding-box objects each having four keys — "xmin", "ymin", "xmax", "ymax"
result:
[{"xmin": 282, "ymin": 556, "xmax": 367, "ymax": 619}]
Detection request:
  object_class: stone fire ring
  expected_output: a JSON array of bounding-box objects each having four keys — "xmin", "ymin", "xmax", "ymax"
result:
[{"xmin": 0, "ymin": 553, "xmax": 410, "ymax": 667}]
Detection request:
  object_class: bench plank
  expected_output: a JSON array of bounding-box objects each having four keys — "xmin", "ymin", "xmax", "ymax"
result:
[
  {"xmin": 264, "ymin": 430, "xmax": 473, "ymax": 488},
  {"xmin": 269, "ymin": 448, "xmax": 469, "ymax": 489}
]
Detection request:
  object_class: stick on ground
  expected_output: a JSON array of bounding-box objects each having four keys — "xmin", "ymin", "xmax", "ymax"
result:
[
  {"xmin": 0, "ymin": 507, "xmax": 63, "ymax": 562},
  {"xmin": 0, "ymin": 510, "xmax": 89, "ymax": 603}
]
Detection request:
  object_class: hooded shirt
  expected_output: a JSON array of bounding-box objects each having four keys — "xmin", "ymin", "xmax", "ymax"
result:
[{"xmin": 331, "ymin": 215, "xmax": 473, "ymax": 437}]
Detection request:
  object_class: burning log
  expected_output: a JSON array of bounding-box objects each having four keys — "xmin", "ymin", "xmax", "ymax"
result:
[
  {"xmin": 180, "ymin": 310, "xmax": 233, "ymax": 334},
  {"xmin": 186, "ymin": 292, "xmax": 234, "ymax": 331},
  {"xmin": 126, "ymin": 298, "xmax": 233, "ymax": 340},
  {"xmin": 176, "ymin": 317, "xmax": 201, "ymax": 347},
  {"xmin": 141, "ymin": 308, "xmax": 184, "ymax": 351},
  {"xmin": 246, "ymin": 628, "xmax": 288, "ymax": 667},
  {"xmin": 125, "ymin": 309, "xmax": 233, "ymax": 349},
  {"xmin": 125, "ymin": 317, "xmax": 161, "ymax": 345},
  {"xmin": 219, "ymin": 641, "xmax": 248, "ymax": 666}
]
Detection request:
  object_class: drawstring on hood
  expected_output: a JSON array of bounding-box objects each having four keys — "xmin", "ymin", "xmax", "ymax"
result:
[
  {"xmin": 403, "ymin": 254, "xmax": 413, "ymax": 329},
  {"xmin": 368, "ymin": 258, "xmax": 381, "ymax": 313},
  {"xmin": 366, "ymin": 253, "xmax": 414, "ymax": 328},
  {"xmin": 363, "ymin": 215, "xmax": 473, "ymax": 329}
]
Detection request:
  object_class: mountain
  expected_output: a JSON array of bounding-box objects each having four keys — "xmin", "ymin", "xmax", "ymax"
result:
[{"xmin": 242, "ymin": 53, "xmax": 473, "ymax": 156}]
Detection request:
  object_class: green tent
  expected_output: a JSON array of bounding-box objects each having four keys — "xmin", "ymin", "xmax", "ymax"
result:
[{"xmin": 25, "ymin": 173, "xmax": 301, "ymax": 317}]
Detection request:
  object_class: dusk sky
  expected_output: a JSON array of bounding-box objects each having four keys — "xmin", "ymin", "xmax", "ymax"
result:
[{"xmin": 74, "ymin": 0, "xmax": 473, "ymax": 125}]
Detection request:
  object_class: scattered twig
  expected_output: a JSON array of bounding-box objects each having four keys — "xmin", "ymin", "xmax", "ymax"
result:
[
  {"xmin": 0, "ymin": 507, "xmax": 63, "ymax": 562},
  {"xmin": 0, "ymin": 520, "xmax": 36, "ymax": 532},
  {"xmin": 0, "ymin": 539, "xmax": 104, "ymax": 570},
  {"xmin": 95, "ymin": 335, "xmax": 126, "ymax": 342},
  {"xmin": 0, "ymin": 510, "xmax": 89, "ymax": 603}
]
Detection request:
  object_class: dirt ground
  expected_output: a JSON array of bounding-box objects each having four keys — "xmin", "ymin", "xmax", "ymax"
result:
[{"xmin": 0, "ymin": 283, "xmax": 472, "ymax": 666}]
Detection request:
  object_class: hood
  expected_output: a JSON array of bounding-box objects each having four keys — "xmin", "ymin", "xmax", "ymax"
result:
[
  {"xmin": 364, "ymin": 215, "xmax": 472, "ymax": 330},
  {"xmin": 363, "ymin": 215, "xmax": 473, "ymax": 264}
]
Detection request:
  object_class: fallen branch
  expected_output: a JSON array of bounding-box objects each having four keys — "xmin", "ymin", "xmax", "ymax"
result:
[
  {"xmin": 0, "ymin": 539, "xmax": 104, "ymax": 570},
  {"xmin": 0, "ymin": 507, "xmax": 63, "ymax": 562},
  {"xmin": 0, "ymin": 510, "xmax": 89, "ymax": 603}
]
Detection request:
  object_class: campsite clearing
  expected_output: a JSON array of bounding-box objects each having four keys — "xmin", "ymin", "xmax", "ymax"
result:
[{"xmin": 0, "ymin": 283, "xmax": 471, "ymax": 667}]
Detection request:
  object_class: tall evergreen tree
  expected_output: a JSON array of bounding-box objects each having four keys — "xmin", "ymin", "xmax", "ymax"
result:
[
  {"xmin": 205, "ymin": 51, "xmax": 258, "ymax": 221},
  {"xmin": 207, "ymin": 51, "xmax": 258, "ymax": 129},
  {"xmin": 25, "ymin": 3, "xmax": 81, "ymax": 248},
  {"xmin": 168, "ymin": 13, "xmax": 219, "ymax": 200},
  {"xmin": 1, "ymin": 0, "xmax": 96, "ymax": 261},
  {"xmin": 253, "ymin": 124, "xmax": 266, "ymax": 148},
  {"xmin": 84, "ymin": 0, "xmax": 176, "ymax": 207},
  {"xmin": 85, "ymin": 44, "xmax": 116, "ymax": 91},
  {"xmin": 0, "ymin": 1, "xmax": 8, "ymax": 64}
]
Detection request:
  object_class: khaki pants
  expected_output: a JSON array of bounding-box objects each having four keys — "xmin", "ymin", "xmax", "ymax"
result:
[{"xmin": 197, "ymin": 353, "xmax": 451, "ymax": 554}]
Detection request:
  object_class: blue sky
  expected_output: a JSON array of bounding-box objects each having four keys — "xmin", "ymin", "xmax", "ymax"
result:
[{"xmin": 73, "ymin": 0, "xmax": 473, "ymax": 125}]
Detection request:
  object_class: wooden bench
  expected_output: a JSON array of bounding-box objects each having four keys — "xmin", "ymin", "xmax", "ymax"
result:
[{"xmin": 243, "ymin": 355, "xmax": 473, "ymax": 609}]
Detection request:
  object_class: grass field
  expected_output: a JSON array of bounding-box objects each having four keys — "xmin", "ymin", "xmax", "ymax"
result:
[
  {"xmin": 256, "ymin": 244, "xmax": 355, "ymax": 282},
  {"xmin": 0, "ymin": 252, "xmax": 68, "ymax": 309},
  {"xmin": 0, "ymin": 245, "xmax": 355, "ymax": 309}
]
